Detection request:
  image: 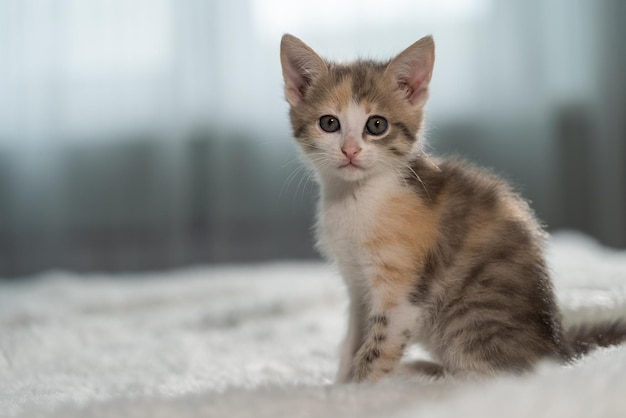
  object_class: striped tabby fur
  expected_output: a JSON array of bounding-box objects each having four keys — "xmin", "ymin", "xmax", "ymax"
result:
[{"xmin": 279, "ymin": 34, "xmax": 626, "ymax": 383}]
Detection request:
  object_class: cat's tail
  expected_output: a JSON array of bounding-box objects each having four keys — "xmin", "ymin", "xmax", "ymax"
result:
[{"xmin": 564, "ymin": 319, "xmax": 626, "ymax": 357}]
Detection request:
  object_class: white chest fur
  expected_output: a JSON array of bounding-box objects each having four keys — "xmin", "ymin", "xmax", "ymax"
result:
[{"xmin": 316, "ymin": 173, "xmax": 400, "ymax": 285}]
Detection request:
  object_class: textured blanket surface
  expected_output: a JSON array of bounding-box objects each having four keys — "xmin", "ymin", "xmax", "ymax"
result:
[{"xmin": 2, "ymin": 232, "xmax": 626, "ymax": 417}]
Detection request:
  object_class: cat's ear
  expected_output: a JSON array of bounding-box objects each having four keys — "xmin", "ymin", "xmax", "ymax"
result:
[
  {"xmin": 280, "ymin": 34, "xmax": 328, "ymax": 106},
  {"xmin": 385, "ymin": 36, "xmax": 435, "ymax": 107}
]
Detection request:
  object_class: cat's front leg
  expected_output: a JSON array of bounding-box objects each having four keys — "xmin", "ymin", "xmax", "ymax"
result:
[
  {"xmin": 351, "ymin": 298, "xmax": 419, "ymax": 382},
  {"xmin": 336, "ymin": 286, "xmax": 366, "ymax": 383}
]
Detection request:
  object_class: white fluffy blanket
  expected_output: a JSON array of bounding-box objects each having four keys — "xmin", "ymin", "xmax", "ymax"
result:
[{"xmin": 2, "ymin": 232, "xmax": 626, "ymax": 418}]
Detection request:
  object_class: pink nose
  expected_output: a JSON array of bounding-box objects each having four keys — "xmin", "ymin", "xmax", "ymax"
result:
[{"xmin": 341, "ymin": 143, "xmax": 362, "ymax": 161}]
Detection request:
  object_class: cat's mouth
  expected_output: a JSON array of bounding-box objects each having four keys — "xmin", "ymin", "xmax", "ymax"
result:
[{"xmin": 338, "ymin": 161, "xmax": 363, "ymax": 170}]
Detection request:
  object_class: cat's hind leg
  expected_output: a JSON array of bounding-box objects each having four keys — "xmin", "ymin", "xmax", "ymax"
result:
[
  {"xmin": 437, "ymin": 313, "xmax": 556, "ymax": 377},
  {"xmin": 399, "ymin": 359, "xmax": 446, "ymax": 379}
]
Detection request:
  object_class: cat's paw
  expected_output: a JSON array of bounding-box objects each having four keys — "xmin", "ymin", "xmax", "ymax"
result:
[{"xmin": 351, "ymin": 347, "xmax": 393, "ymax": 383}]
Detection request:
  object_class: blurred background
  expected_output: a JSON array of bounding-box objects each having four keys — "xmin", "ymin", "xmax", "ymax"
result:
[{"xmin": 0, "ymin": 0, "xmax": 624, "ymax": 278}]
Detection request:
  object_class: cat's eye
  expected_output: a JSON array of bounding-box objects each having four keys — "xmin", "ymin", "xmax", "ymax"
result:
[
  {"xmin": 365, "ymin": 116, "xmax": 388, "ymax": 136},
  {"xmin": 319, "ymin": 115, "xmax": 340, "ymax": 133}
]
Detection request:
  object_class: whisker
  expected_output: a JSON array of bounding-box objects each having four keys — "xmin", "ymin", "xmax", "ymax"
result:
[
  {"xmin": 295, "ymin": 167, "xmax": 310, "ymax": 204},
  {"xmin": 400, "ymin": 160, "xmax": 432, "ymax": 202},
  {"xmin": 280, "ymin": 164, "xmax": 306, "ymax": 199}
]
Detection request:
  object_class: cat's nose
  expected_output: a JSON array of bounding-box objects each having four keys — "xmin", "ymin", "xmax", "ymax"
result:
[{"xmin": 341, "ymin": 141, "xmax": 362, "ymax": 161}]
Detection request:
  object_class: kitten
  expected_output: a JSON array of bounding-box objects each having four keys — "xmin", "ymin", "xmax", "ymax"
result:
[{"xmin": 279, "ymin": 34, "xmax": 626, "ymax": 383}]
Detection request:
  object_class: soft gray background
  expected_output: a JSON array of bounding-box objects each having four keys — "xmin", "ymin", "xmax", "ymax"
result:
[{"xmin": 0, "ymin": 0, "xmax": 624, "ymax": 277}]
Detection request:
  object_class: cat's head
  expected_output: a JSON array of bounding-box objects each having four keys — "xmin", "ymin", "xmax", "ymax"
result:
[{"xmin": 280, "ymin": 34, "xmax": 435, "ymax": 183}]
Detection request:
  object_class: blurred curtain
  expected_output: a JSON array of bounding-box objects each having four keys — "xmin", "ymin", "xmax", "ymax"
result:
[{"xmin": 0, "ymin": 0, "xmax": 317, "ymax": 276}]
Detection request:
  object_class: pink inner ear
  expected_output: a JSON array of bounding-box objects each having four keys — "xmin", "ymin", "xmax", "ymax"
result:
[
  {"xmin": 283, "ymin": 60, "xmax": 307, "ymax": 105},
  {"xmin": 401, "ymin": 60, "xmax": 432, "ymax": 106},
  {"xmin": 387, "ymin": 36, "xmax": 435, "ymax": 107},
  {"xmin": 405, "ymin": 84, "xmax": 429, "ymax": 106},
  {"xmin": 280, "ymin": 35, "xmax": 328, "ymax": 106}
]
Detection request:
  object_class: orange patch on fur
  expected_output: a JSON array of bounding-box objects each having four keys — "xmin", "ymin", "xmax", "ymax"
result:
[
  {"xmin": 365, "ymin": 190, "xmax": 441, "ymax": 308},
  {"xmin": 325, "ymin": 77, "xmax": 353, "ymax": 112}
]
